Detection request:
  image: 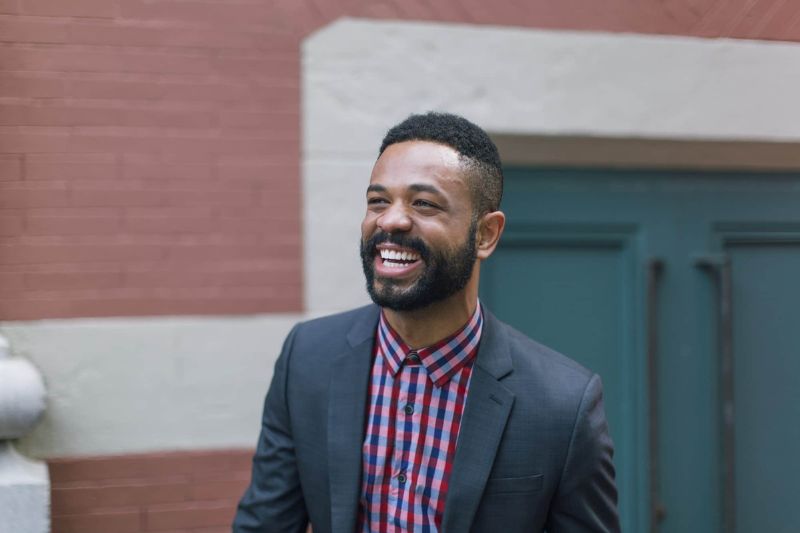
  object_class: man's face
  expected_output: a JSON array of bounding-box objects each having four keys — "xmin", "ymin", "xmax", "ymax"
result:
[{"xmin": 360, "ymin": 141, "xmax": 478, "ymax": 312}]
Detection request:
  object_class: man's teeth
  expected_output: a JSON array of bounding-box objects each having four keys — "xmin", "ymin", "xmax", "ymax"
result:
[{"xmin": 379, "ymin": 249, "xmax": 420, "ymax": 262}]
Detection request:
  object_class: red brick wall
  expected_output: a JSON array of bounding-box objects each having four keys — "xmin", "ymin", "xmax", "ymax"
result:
[
  {"xmin": 2, "ymin": 0, "xmax": 800, "ymax": 320},
  {"xmin": 49, "ymin": 449, "xmax": 252, "ymax": 533}
]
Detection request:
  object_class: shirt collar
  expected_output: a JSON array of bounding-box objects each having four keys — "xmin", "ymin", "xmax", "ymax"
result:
[{"xmin": 376, "ymin": 303, "xmax": 484, "ymax": 387}]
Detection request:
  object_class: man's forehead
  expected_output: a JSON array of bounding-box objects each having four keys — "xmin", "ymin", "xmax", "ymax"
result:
[
  {"xmin": 379, "ymin": 140, "xmax": 460, "ymax": 166},
  {"xmin": 370, "ymin": 140, "xmax": 466, "ymax": 185}
]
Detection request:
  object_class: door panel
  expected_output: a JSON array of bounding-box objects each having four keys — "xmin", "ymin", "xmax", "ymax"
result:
[
  {"xmin": 482, "ymin": 167, "xmax": 800, "ymax": 533},
  {"xmin": 725, "ymin": 238, "xmax": 800, "ymax": 533}
]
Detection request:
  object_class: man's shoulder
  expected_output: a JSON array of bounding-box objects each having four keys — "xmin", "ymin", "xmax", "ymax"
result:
[
  {"xmin": 297, "ymin": 304, "xmax": 378, "ymax": 330},
  {"xmin": 290, "ymin": 304, "xmax": 378, "ymax": 346}
]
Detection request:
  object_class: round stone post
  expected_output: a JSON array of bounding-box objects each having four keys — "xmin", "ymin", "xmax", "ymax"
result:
[{"xmin": 0, "ymin": 334, "xmax": 49, "ymax": 533}]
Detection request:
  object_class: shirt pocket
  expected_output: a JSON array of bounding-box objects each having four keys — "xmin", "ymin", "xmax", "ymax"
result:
[{"xmin": 483, "ymin": 473, "xmax": 544, "ymax": 494}]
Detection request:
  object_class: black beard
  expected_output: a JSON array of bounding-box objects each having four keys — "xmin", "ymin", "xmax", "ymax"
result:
[{"xmin": 359, "ymin": 220, "xmax": 478, "ymax": 312}]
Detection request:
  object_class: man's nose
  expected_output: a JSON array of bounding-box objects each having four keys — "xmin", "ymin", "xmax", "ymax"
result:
[{"xmin": 377, "ymin": 204, "xmax": 412, "ymax": 233}]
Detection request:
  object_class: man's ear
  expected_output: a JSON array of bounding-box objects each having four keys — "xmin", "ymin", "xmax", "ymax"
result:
[{"xmin": 476, "ymin": 211, "xmax": 506, "ymax": 260}]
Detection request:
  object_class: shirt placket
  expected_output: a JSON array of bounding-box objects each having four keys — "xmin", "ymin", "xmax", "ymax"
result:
[{"xmin": 389, "ymin": 352, "xmax": 423, "ymax": 530}]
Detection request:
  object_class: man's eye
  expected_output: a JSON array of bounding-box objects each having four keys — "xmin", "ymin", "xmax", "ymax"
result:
[
  {"xmin": 367, "ymin": 197, "xmax": 388, "ymax": 205},
  {"xmin": 414, "ymin": 200, "xmax": 437, "ymax": 209}
]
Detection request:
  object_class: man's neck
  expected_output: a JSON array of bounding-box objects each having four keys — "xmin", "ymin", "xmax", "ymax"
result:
[{"xmin": 382, "ymin": 291, "xmax": 478, "ymax": 349}]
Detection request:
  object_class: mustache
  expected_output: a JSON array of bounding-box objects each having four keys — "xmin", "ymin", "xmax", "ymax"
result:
[{"xmin": 362, "ymin": 231, "xmax": 430, "ymax": 261}]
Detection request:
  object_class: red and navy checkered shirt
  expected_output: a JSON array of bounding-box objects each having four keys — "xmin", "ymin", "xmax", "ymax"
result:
[{"xmin": 359, "ymin": 305, "xmax": 484, "ymax": 532}]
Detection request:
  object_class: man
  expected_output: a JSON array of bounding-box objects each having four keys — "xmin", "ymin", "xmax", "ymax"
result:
[{"xmin": 234, "ymin": 112, "xmax": 619, "ymax": 532}]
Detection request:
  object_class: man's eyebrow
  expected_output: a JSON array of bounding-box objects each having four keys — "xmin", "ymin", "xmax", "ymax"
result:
[
  {"xmin": 408, "ymin": 183, "xmax": 442, "ymax": 195},
  {"xmin": 366, "ymin": 183, "xmax": 443, "ymax": 195}
]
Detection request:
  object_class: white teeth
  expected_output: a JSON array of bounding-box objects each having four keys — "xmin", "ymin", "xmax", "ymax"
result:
[{"xmin": 378, "ymin": 249, "xmax": 420, "ymax": 262}]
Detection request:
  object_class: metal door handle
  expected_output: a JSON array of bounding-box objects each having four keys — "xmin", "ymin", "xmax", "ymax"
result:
[
  {"xmin": 694, "ymin": 254, "xmax": 735, "ymax": 533},
  {"xmin": 646, "ymin": 258, "xmax": 666, "ymax": 532}
]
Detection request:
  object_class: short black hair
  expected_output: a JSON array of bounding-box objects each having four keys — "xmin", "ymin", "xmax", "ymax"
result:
[{"xmin": 378, "ymin": 112, "xmax": 503, "ymax": 215}]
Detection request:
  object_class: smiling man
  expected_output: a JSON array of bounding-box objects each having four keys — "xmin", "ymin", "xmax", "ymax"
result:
[{"xmin": 233, "ymin": 113, "xmax": 620, "ymax": 533}]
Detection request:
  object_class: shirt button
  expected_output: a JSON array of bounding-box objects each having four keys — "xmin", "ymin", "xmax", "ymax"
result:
[
  {"xmin": 407, "ymin": 352, "xmax": 420, "ymax": 363},
  {"xmin": 397, "ymin": 473, "xmax": 407, "ymax": 484},
  {"xmin": 403, "ymin": 403, "xmax": 414, "ymax": 415}
]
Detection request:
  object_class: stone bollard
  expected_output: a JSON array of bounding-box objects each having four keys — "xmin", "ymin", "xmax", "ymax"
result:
[{"xmin": 0, "ymin": 334, "xmax": 49, "ymax": 533}]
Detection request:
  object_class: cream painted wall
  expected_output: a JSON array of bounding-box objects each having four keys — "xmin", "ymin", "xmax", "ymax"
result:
[
  {"xmin": 303, "ymin": 18, "xmax": 800, "ymax": 315},
  {"xmin": 1, "ymin": 315, "xmax": 299, "ymax": 457}
]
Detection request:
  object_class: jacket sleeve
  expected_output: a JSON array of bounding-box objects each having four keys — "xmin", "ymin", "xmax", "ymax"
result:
[
  {"xmin": 545, "ymin": 374, "xmax": 621, "ymax": 533},
  {"xmin": 233, "ymin": 324, "xmax": 309, "ymax": 533}
]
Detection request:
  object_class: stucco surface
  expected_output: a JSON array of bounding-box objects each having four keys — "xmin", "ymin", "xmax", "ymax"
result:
[{"xmin": 1, "ymin": 315, "xmax": 299, "ymax": 457}]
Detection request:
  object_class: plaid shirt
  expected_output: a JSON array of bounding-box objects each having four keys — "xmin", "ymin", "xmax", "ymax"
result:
[{"xmin": 359, "ymin": 305, "xmax": 484, "ymax": 532}]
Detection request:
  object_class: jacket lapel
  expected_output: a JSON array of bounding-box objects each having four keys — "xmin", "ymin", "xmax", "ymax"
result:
[
  {"xmin": 327, "ymin": 306, "xmax": 379, "ymax": 533},
  {"xmin": 441, "ymin": 310, "xmax": 515, "ymax": 533}
]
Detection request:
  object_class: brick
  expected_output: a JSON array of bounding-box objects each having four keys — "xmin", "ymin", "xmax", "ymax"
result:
[
  {"xmin": 121, "ymin": 151, "xmax": 216, "ymax": 168},
  {"xmin": 0, "ymin": 1, "xmax": 19, "ymax": 14},
  {"xmin": 69, "ymin": 189, "xmax": 165, "ymax": 208},
  {"xmin": 144, "ymin": 80, "xmax": 252, "ymax": 103},
  {"xmin": 123, "ymin": 162, "xmax": 213, "ymax": 181},
  {"xmin": 26, "ymin": 153, "xmax": 116, "ymax": 180},
  {"xmin": 728, "ymin": 0, "xmax": 784, "ymax": 38},
  {"xmin": 49, "ymin": 450, "xmax": 254, "ymax": 483},
  {"xmin": 123, "ymin": 215, "xmax": 212, "ymax": 234},
  {"xmin": 123, "ymin": 264, "xmax": 295, "ymax": 289},
  {"xmin": 187, "ymin": 473, "xmax": 249, "ymax": 501},
  {"xmin": 213, "ymin": 54, "xmax": 299, "ymax": 79},
  {"xmin": 0, "ymin": 186, "xmax": 70, "ymax": 208},
  {"xmin": 216, "ymin": 161, "xmax": 296, "ymax": 182},
  {"xmin": 164, "ymin": 242, "xmax": 298, "ymax": 262},
  {"xmin": 0, "ymin": 154, "xmax": 22, "ymax": 180},
  {"xmin": 20, "ymin": 0, "xmax": 117, "ymax": 18},
  {"xmin": 66, "ymin": 77, "xmax": 166, "ymax": 100},
  {"xmin": 53, "ymin": 509, "xmax": 142, "ymax": 533},
  {"xmin": 386, "ymin": 0, "xmax": 440, "ymax": 20},
  {"xmin": 218, "ymin": 110, "xmax": 298, "ymax": 130},
  {"xmin": 214, "ymin": 216, "xmax": 299, "ymax": 236},
  {"xmin": 158, "ymin": 188, "xmax": 256, "ymax": 208},
  {"xmin": 0, "ymin": 73, "xmax": 67, "ymax": 98},
  {"xmin": 0, "ymin": 127, "xmax": 71, "ymax": 152},
  {"xmin": 59, "ymin": 21, "xmax": 299, "ymax": 51},
  {"xmin": 0, "ymin": 242, "xmax": 166, "ymax": 265},
  {"xmin": 352, "ymin": 0, "xmax": 403, "ymax": 19},
  {"xmin": 760, "ymin": 1, "xmax": 800, "ymax": 39},
  {"xmin": 145, "ymin": 500, "xmax": 236, "ymax": 530},
  {"xmin": 0, "ymin": 270, "xmax": 24, "ymax": 289},
  {"xmin": 0, "ymin": 102, "xmax": 215, "ymax": 128},
  {"xmin": 120, "ymin": 0, "xmax": 277, "ymax": 26},
  {"xmin": 271, "ymin": 0, "xmax": 327, "ymax": 34},
  {"xmin": 0, "ymin": 213, "xmax": 24, "ymax": 235},
  {"xmin": 26, "ymin": 206, "xmax": 119, "ymax": 217},
  {"xmin": 26, "ymin": 214, "xmax": 122, "ymax": 235},
  {"xmin": 0, "ymin": 46, "xmax": 213, "ymax": 75},
  {"xmin": 0, "ymin": 15, "xmax": 70, "ymax": 43},
  {"xmin": 66, "ymin": 131, "xmax": 287, "ymax": 157},
  {"xmin": 52, "ymin": 480, "xmax": 188, "ymax": 515},
  {"xmin": 26, "ymin": 270, "xmax": 121, "ymax": 290},
  {"xmin": 122, "ymin": 206, "xmax": 212, "ymax": 219}
]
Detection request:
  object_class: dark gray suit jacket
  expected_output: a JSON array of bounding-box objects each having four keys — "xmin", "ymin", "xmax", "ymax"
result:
[{"xmin": 233, "ymin": 305, "xmax": 619, "ymax": 532}]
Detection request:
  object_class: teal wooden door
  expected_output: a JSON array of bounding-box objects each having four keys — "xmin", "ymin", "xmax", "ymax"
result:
[{"xmin": 480, "ymin": 168, "xmax": 800, "ymax": 533}]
